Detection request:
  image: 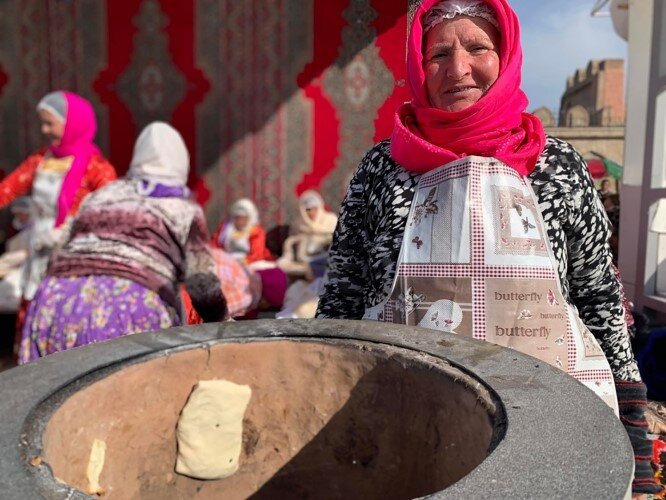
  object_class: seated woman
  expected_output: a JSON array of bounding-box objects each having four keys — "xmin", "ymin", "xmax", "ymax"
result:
[
  {"xmin": 0, "ymin": 91, "xmax": 116, "ymax": 332},
  {"xmin": 212, "ymin": 198, "xmax": 273, "ymax": 264},
  {"xmin": 19, "ymin": 122, "xmax": 226, "ymax": 363},
  {"xmin": 277, "ymin": 190, "xmax": 338, "ymax": 278},
  {"xmin": 316, "ymin": 0, "xmax": 660, "ymax": 495}
]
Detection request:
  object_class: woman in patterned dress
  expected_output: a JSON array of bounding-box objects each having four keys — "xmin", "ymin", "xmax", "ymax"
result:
[
  {"xmin": 316, "ymin": 0, "xmax": 660, "ymax": 495},
  {"xmin": 19, "ymin": 122, "xmax": 226, "ymax": 363}
]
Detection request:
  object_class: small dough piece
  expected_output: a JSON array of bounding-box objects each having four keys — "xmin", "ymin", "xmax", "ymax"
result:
[
  {"xmin": 86, "ymin": 438, "xmax": 106, "ymax": 495},
  {"xmin": 176, "ymin": 380, "xmax": 252, "ymax": 480}
]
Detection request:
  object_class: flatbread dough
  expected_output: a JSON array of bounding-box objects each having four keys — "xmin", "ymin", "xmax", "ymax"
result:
[
  {"xmin": 86, "ymin": 438, "xmax": 106, "ymax": 495},
  {"xmin": 176, "ymin": 380, "xmax": 252, "ymax": 480}
]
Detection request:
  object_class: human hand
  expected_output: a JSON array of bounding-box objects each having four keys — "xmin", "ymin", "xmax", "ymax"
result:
[{"xmin": 33, "ymin": 227, "xmax": 63, "ymax": 252}]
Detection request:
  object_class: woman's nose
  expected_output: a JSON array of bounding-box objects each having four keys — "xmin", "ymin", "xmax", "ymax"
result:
[{"xmin": 446, "ymin": 50, "xmax": 472, "ymax": 79}]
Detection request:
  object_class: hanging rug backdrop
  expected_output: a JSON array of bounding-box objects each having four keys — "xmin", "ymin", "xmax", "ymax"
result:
[{"xmin": 0, "ymin": 0, "xmax": 411, "ymax": 231}]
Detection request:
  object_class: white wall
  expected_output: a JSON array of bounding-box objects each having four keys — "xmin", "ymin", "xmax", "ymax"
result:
[
  {"xmin": 622, "ymin": 0, "xmax": 654, "ymax": 187},
  {"xmin": 618, "ymin": 0, "xmax": 655, "ymax": 304}
]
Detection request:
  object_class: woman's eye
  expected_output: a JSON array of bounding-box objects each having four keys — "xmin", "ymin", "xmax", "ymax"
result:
[
  {"xmin": 431, "ymin": 51, "xmax": 450, "ymax": 60},
  {"xmin": 470, "ymin": 46, "xmax": 488, "ymax": 54}
]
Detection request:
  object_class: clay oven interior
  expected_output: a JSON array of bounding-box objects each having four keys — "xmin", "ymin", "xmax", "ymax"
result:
[{"xmin": 40, "ymin": 340, "xmax": 501, "ymax": 499}]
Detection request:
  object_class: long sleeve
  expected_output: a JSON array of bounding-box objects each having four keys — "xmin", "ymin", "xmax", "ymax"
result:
[
  {"xmin": 210, "ymin": 222, "xmax": 225, "ymax": 248},
  {"xmin": 564, "ymin": 153, "xmax": 639, "ymax": 381},
  {"xmin": 68, "ymin": 155, "xmax": 117, "ymax": 217},
  {"xmin": 564, "ymin": 152, "xmax": 660, "ymax": 495},
  {"xmin": 316, "ymin": 159, "xmax": 372, "ymax": 320},
  {"xmin": 0, "ymin": 152, "xmax": 43, "ymax": 208},
  {"xmin": 86, "ymin": 156, "xmax": 117, "ymax": 189},
  {"xmin": 184, "ymin": 207, "xmax": 227, "ymax": 322},
  {"xmin": 245, "ymin": 226, "xmax": 271, "ymax": 263}
]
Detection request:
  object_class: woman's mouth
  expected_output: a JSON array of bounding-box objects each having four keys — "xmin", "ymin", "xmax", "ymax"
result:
[{"xmin": 445, "ymin": 86, "xmax": 477, "ymax": 94}]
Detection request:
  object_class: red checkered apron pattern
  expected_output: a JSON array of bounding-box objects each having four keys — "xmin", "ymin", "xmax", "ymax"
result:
[{"xmin": 363, "ymin": 156, "xmax": 618, "ymax": 412}]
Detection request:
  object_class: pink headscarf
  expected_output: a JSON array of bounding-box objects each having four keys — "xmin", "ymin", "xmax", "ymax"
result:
[
  {"xmin": 46, "ymin": 91, "xmax": 100, "ymax": 226},
  {"xmin": 390, "ymin": 0, "xmax": 545, "ymax": 176}
]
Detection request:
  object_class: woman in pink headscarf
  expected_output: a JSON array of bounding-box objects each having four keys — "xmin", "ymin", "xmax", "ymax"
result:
[
  {"xmin": 0, "ymin": 91, "xmax": 116, "ymax": 320},
  {"xmin": 316, "ymin": 1, "xmax": 660, "ymax": 496}
]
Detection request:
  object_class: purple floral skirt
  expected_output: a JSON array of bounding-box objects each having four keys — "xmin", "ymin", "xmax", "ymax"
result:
[{"xmin": 19, "ymin": 275, "xmax": 180, "ymax": 364}]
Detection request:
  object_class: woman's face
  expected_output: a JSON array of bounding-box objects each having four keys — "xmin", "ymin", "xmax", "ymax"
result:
[
  {"xmin": 38, "ymin": 109, "xmax": 65, "ymax": 146},
  {"xmin": 233, "ymin": 214, "xmax": 249, "ymax": 230},
  {"xmin": 423, "ymin": 16, "xmax": 500, "ymax": 112},
  {"xmin": 305, "ymin": 206, "xmax": 319, "ymax": 221}
]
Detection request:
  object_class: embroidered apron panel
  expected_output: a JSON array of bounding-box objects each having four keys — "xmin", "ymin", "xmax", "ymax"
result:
[
  {"xmin": 22, "ymin": 158, "xmax": 71, "ymax": 300},
  {"xmin": 364, "ymin": 156, "xmax": 618, "ymax": 412}
]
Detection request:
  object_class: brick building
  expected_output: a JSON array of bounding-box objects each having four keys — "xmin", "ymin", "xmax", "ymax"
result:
[
  {"xmin": 532, "ymin": 59, "xmax": 626, "ymax": 169},
  {"xmin": 559, "ymin": 59, "xmax": 625, "ymax": 127}
]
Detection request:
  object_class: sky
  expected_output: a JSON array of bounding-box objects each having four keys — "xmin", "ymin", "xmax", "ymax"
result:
[{"xmin": 510, "ymin": 0, "xmax": 627, "ymax": 117}]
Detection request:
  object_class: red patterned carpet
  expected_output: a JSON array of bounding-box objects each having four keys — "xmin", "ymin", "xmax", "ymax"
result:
[{"xmin": 0, "ymin": 0, "xmax": 412, "ymax": 230}]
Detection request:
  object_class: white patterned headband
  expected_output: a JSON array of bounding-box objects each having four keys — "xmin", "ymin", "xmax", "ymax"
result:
[{"xmin": 423, "ymin": 0, "xmax": 499, "ymax": 33}]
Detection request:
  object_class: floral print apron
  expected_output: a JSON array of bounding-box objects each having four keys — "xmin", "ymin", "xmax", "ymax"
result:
[{"xmin": 363, "ymin": 156, "xmax": 618, "ymax": 412}]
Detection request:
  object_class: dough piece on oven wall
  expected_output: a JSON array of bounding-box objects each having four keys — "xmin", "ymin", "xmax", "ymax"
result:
[{"xmin": 176, "ymin": 380, "xmax": 252, "ymax": 480}]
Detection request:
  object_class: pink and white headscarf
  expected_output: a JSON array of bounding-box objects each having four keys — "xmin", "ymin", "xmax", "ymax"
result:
[
  {"xmin": 391, "ymin": 0, "xmax": 545, "ymax": 176},
  {"xmin": 37, "ymin": 91, "xmax": 100, "ymax": 226}
]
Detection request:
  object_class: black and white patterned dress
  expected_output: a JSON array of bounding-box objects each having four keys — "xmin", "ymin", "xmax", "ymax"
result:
[{"xmin": 316, "ymin": 136, "xmax": 640, "ymax": 383}]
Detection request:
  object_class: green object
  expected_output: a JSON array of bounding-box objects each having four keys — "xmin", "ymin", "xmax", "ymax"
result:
[{"xmin": 602, "ymin": 158, "xmax": 623, "ymax": 179}]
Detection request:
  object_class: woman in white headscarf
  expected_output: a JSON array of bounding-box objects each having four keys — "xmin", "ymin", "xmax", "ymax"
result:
[
  {"xmin": 19, "ymin": 122, "xmax": 226, "ymax": 363},
  {"xmin": 277, "ymin": 190, "xmax": 338, "ymax": 277},
  {"xmin": 212, "ymin": 198, "xmax": 274, "ymax": 264}
]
